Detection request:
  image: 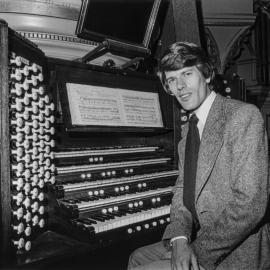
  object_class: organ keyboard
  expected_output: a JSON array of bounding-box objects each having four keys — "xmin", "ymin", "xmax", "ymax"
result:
[
  {"xmin": 75, "ymin": 205, "xmax": 171, "ymax": 234},
  {"xmin": 58, "ymin": 170, "xmax": 178, "ymax": 195},
  {"xmin": 57, "ymin": 157, "xmax": 171, "ymax": 175},
  {"xmin": 61, "ymin": 186, "xmax": 172, "ymax": 214},
  {"xmin": 53, "ymin": 144, "xmax": 177, "ymax": 242}
]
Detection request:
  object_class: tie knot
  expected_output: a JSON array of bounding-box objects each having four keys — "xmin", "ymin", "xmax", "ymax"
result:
[{"xmin": 189, "ymin": 114, "xmax": 199, "ymax": 124}]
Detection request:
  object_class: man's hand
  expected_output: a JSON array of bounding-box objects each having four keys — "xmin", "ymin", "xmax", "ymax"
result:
[{"xmin": 171, "ymin": 238, "xmax": 199, "ymax": 270}]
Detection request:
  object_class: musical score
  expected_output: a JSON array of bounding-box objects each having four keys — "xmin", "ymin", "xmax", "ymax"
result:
[{"xmin": 66, "ymin": 83, "xmax": 164, "ymax": 128}]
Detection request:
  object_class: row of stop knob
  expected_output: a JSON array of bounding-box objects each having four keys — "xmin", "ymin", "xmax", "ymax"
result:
[
  {"xmin": 127, "ymin": 217, "xmax": 170, "ymax": 234},
  {"xmin": 10, "ymin": 54, "xmax": 42, "ymax": 71},
  {"xmin": 9, "ymin": 53, "xmax": 54, "ymax": 252}
]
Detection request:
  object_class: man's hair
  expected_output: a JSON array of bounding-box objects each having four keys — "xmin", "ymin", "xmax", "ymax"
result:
[{"xmin": 157, "ymin": 41, "xmax": 215, "ymax": 94}]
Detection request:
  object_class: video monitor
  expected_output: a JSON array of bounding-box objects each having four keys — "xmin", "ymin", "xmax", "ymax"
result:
[{"xmin": 76, "ymin": 0, "xmax": 165, "ymax": 58}]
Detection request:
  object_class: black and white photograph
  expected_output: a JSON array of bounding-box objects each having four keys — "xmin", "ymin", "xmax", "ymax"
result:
[{"xmin": 0, "ymin": 0, "xmax": 269, "ymax": 269}]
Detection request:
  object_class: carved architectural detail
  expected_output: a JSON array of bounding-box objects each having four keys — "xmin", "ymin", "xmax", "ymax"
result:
[
  {"xmin": 18, "ymin": 31, "xmax": 98, "ymax": 46},
  {"xmin": 201, "ymin": 0, "xmax": 256, "ymax": 75},
  {"xmin": 0, "ymin": 0, "xmax": 86, "ymax": 60},
  {"xmin": 26, "ymin": 0, "xmax": 81, "ymax": 8},
  {"xmin": 204, "ymin": 27, "xmax": 221, "ymax": 73},
  {"xmin": 0, "ymin": 0, "xmax": 81, "ymax": 20},
  {"xmin": 0, "ymin": 0, "xmax": 81, "ymax": 9},
  {"xmin": 254, "ymin": 0, "xmax": 270, "ymax": 85},
  {"xmin": 222, "ymin": 27, "xmax": 254, "ymax": 73},
  {"xmin": 203, "ymin": 13, "xmax": 256, "ymax": 27},
  {"xmin": 254, "ymin": 0, "xmax": 270, "ymax": 17},
  {"xmin": 16, "ymin": 31, "xmax": 129, "ymax": 66}
]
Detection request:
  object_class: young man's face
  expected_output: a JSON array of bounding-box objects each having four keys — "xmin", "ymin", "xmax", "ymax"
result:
[{"xmin": 164, "ymin": 66, "xmax": 211, "ymax": 112}]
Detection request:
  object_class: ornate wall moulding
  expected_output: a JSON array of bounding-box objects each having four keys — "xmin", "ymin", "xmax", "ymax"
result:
[
  {"xmin": 254, "ymin": 0, "xmax": 270, "ymax": 17},
  {"xmin": 0, "ymin": 6, "xmax": 129, "ymax": 65},
  {"xmin": 222, "ymin": 26, "xmax": 253, "ymax": 73},
  {"xmin": 19, "ymin": 31, "xmax": 98, "ymax": 47},
  {"xmin": 205, "ymin": 27, "xmax": 221, "ymax": 73},
  {"xmin": 0, "ymin": 13, "xmax": 78, "ymax": 36},
  {"xmin": 202, "ymin": 10, "xmax": 256, "ymax": 73},
  {"xmin": 0, "ymin": 0, "xmax": 81, "ymax": 20},
  {"xmin": 203, "ymin": 13, "xmax": 256, "ymax": 27},
  {"xmin": 18, "ymin": 30, "xmax": 98, "ymax": 60},
  {"xmin": 18, "ymin": 31, "xmax": 129, "ymax": 66}
]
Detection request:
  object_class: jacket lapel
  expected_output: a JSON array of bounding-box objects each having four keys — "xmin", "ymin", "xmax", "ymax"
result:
[{"xmin": 195, "ymin": 94, "xmax": 226, "ymax": 202}]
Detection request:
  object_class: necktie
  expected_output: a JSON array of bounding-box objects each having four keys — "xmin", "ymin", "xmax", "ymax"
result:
[{"xmin": 183, "ymin": 114, "xmax": 200, "ymax": 230}]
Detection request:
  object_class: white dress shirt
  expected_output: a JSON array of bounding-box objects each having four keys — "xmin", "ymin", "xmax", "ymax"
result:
[{"xmin": 194, "ymin": 91, "xmax": 217, "ymax": 139}]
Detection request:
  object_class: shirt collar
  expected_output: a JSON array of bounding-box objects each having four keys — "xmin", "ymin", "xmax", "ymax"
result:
[{"xmin": 194, "ymin": 91, "xmax": 216, "ymax": 128}]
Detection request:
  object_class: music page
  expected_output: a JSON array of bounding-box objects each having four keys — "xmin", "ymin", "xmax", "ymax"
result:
[{"xmin": 66, "ymin": 83, "xmax": 163, "ymax": 127}]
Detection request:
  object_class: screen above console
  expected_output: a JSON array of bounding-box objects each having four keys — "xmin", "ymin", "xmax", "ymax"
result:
[{"xmin": 76, "ymin": 0, "xmax": 166, "ymax": 58}]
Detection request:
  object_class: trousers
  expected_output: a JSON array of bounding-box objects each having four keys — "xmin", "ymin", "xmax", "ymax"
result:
[
  {"xmin": 127, "ymin": 241, "xmax": 171, "ymax": 270},
  {"xmin": 127, "ymin": 241, "xmax": 205, "ymax": 270}
]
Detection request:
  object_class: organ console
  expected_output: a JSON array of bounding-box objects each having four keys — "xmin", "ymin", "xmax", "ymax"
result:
[
  {"xmin": 0, "ymin": 19, "xmax": 246, "ymax": 269},
  {"xmin": 0, "ymin": 18, "xmax": 178, "ymax": 268},
  {"xmin": 46, "ymin": 57, "xmax": 178, "ymax": 251}
]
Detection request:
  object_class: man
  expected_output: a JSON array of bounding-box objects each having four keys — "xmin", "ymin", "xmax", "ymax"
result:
[{"xmin": 127, "ymin": 42, "xmax": 270, "ymax": 270}]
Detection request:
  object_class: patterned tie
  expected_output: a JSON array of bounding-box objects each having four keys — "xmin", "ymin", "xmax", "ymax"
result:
[{"xmin": 183, "ymin": 114, "xmax": 200, "ymax": 231}]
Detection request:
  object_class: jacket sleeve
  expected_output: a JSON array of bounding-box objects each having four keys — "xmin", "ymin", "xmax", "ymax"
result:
[
  {"xmin": 191, "ymin": 104, "xmax": 269, "ymax": 270},
  {"xmin": 162, "ymin": 140, "xmax": 193, "ymax": 243}
]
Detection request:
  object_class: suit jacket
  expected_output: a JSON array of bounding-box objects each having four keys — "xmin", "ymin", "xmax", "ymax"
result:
[{"xmin": 163, "ymin": 94, "xmax": 270, "ymax": 270}]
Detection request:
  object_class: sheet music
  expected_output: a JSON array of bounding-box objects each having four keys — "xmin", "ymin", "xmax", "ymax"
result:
[{"xmin": 66, "ymin": 83, "xmax": 163, "ymax": 127}]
